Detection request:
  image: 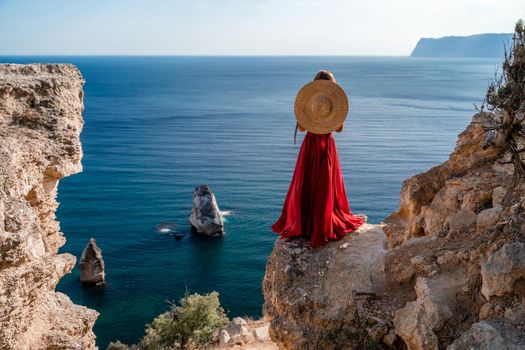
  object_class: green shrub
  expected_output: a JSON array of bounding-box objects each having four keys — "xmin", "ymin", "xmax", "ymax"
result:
[{"xmin": 108, "ymin": 291, "xmax": 228, "ymax": 350}]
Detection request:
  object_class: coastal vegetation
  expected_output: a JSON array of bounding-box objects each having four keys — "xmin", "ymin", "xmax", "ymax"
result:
[
  {"xmin": 483, "ymin": 19, "xmax": 525, "ymax": 186},
  {"xmin": 107, "ymin": 292, "xmax": 228, "ymax": 350}
]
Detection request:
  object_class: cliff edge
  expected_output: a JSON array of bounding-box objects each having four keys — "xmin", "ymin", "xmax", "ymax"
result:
[
  {"xmin": 0, "ymin": 64, "xmax": 98, "ymax": 349},
  {"xmin": 263, "ymin": 111, "xmax": 525, "ymax": 349}
]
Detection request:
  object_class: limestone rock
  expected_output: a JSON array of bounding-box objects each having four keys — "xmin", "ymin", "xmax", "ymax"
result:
[
  {"xmin": 479, "ymin": 302, "xmax": 498, "ymax": 320},
  {"xmin": 477, "ymin": 205, "xmax": 503, "ymax": 233},
  {"xmin": 225, "ymin": 317, "xmax": 248, "ymax": 340},
  {"xmin": 219, "ymin": 329, "xmax": 231, "ymax": 344},
  {"xmin": 393, "ymin": 274, "xmax": 468, "ymax": 350},
  {"xmin": 493, "ymin": 186, "xmax": 508, "ymax": 206},
  {"xmin": 0, "ymin": 64, "xmax": 97, "ymax": 349},
  {"xmin": 262, "ymin": 100, "xmax": 525, "ymax": 350},
  {"xmin": 505, "ymin": 299, "xmax": 525, "ymax": 325},
  {"xmin": 263, "ymin": 224, "xmax": 388, "ymax": 349},
  {"xmin": 189, "ymin": 184, "xmax": 224, "ymax": 236},
  {"xmin": 384, "ymin": 112, "xmax": 503, "ymax": 247},
  {"xmin": 79, "ymin": 238, "xmax": 106, "ymax": 286},
  {"xmin": 447, "ymin": 319, "xmax": 525, "ymax": 350},
  {"xmin": 481, "ymin": 242, "xmax": 525, "ymax": 300},
  {"xmin": 446, "ymin": 207, "xmax": 477, "ymax": 232},
  {"xmin": 253, "ymin": 324, "xmax": 270, "ymax": 341},
  {"xmin": 213, "ymin": 319, "xmax": 278, "ymax": 350}
]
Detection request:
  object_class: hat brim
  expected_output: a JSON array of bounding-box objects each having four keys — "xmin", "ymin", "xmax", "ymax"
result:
[{"xmin": 294, "ymin": 80, "xmax": 349, "ymax": 134}]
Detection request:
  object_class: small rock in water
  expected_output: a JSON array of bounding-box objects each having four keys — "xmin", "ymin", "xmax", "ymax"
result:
[
  {"xmin": 173, "ymin": 233, "xmax": 184, "ymax": 240},
  {"xmin": 189, "ymin": 184, "xmax": 224, "ymax": 237},
  {"xmin": 79, "ymin": 238, "xmax": 106, "ymax": 286}
]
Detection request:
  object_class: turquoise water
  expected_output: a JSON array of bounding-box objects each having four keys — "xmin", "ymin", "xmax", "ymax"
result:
[{"xmin": 1, "ymin": 56, "xmax": 500, "ymax": 347}]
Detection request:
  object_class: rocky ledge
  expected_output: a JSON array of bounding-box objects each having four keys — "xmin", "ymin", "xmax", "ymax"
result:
[
  {"xmin": 0, "ymin": 64, "xmax": 98, "ymax": 349},
  {"xmin": 263, "ymin": 224, "xmax": 391, "ymax": 349},
  {"xmin": 263, "ymin": 112, "xmax": 525, "ymax": 349}
]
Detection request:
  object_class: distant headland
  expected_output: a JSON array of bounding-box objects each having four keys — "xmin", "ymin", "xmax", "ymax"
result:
[{"xmin": 411, "ymin": 33, "xmax": 512, "ymax": 58}]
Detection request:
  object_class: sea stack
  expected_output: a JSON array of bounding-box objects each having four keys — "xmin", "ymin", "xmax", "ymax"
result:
[
  {"xmin": 189, "ymin": 184, "xmax": 224, "ymax": 236},
  {"xmin": 79, "ymin": 238, "xmax": 106, "ymax": 286}
]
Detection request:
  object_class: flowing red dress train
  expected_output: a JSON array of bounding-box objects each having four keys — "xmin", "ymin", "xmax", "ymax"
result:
[{"xmin": 272, "ymin": 132, "xmax": 364, "ymax": 248}]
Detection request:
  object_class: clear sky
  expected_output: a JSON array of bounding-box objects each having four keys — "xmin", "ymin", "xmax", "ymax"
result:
[{"xmin": 1, "ymin": 0, "xmax": 524, "ymax": 55}]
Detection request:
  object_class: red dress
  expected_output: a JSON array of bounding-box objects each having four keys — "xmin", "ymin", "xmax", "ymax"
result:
[{"xmin": 272, "ymin": 132, "xmax": 364, "ymax": 248}]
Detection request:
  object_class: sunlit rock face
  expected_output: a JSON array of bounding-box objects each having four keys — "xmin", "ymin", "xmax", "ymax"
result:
[
  {"xmin": 263, "ymin": 111, "xmax": 525, "ymax": 349},
  {"xmin": 262, "ymin": 224, "xmax": 394, "ymax": 350},
  {"xmin": 383, "ymin": 112, "xmax": 525, "ymax": 348},
  {"xmin": 190, "ymin": 184, "xmax": 225, "ymax": 236},
  {"xmin": 0, "ymin": 64, "xmax": 98, "ymax": 349},
  {"xmin": 384, "ymin": 112, "xmax": 504, "ymax": 248}
]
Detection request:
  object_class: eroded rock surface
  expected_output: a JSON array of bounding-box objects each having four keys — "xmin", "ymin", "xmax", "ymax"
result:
[
  {"xmin": 0, "ymin": 64, "xmax": 98, "ymax": 349},
  {"xmin": 447, "ymin": 319, "xmax": 525, "ymax": 350},
  {"xmin": 393, "ymin": 274, "xmax": 466, "ymax": 350},
  {"xmin": 212, "ymin": 318, "xmax": 278, "ymax": 350},
  {"xmin": 384, "ymin": 113, "xmax": 504, "ymax": 247},
  {"xmin": 79, "ymin": 238, "xmax": 106, "ymax": 286},
  {"xmin": 481, "ymin": 242, "xmax": 525, "ymax": 300},
  {"xmin": 382, "ymin": 112, "xmax": 525, "ymax": 349},
  {"xmin": 263, "ymin": 224, "xmax": 392, "ymax": 349},
  {"xmin": 190, "ymin": 184, "xmax": 224, "ymax": 236}
]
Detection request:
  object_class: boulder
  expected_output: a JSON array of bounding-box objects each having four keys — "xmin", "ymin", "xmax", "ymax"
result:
[
  {"xmin": 446, "ymin": 207, "xmax": 477, "ymax": 232},
  {"xmin": 447, "ymin": 319, "xmax": 525, "ymax": 350},
  {"xmin": 393, "ymin": 269, "xmax": 468, "ymax": 350},
  {"xmin": 504, "ymin": 300, "xmax": 525, "ymax": 325},
  {"xmin": 219, "ymin": 329, "xmax": 230, "ymax": 344},
  {"xmin": 79, "ymin": 238, "xmax": 106, "ymax": 286},
  {"xmin": 493, "ymin": 186, "xmax": 508, "ymax": 207},
  {"xmin": 253, "ymin": 324, "xmax": 270, "ymax": 342},
  {"xmin": 189, "ymin": 184, "xmax": 224, "ymax": 236},
  {"xmin": 477, "ymin": 205, "xmax": 503, "ymax": 233},
  {"xmin": 481, "ymin": 242, "xmax": 525, "ymax": 300},
  {"xmin": 225, "ymin": 317, "xmax": 248, "ymax": 339},
  {"xmin": 262, "ymin": 224, "xmax": 388, "ymax": 349},
  {"xmin": 394, "ymin": 278, "xmax": 448, "ymax": 350},
  {"xmin": 479, "ymin": 302, "xmax": 498, "ymax": 320},
  {"xmin": 214, "ymin": 319, "xmax": 278, "ymax": 349}
]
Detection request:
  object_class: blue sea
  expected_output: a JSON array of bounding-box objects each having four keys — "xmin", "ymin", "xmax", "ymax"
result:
[{"xmin": 1, "ymin": 56, "xmax": 500, "ymax": 347}]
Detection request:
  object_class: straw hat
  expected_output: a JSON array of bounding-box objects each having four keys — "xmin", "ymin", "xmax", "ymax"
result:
[{"xmin": 294, "ymin": 80, "xmax": 349, "ymax": 134}]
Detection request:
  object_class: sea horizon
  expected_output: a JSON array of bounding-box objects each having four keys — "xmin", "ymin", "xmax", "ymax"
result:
[{"xmin": 1, "ymin": 54, "xmax": 504, "ymax": 58}]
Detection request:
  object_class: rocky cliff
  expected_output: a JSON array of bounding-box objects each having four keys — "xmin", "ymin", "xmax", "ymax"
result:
[
  {"xmin": 0, "ymin": 64, "xmax": 98, "ymax": 349},
  {"xmin": 410, "ymin": 33, "xmax": 512, "ymax": 58},
  {"xmin": 263, "ymin": 112, "xmax": 525, "ymax": 349}
]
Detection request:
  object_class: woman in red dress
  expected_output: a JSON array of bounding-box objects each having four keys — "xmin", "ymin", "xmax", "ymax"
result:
[{"xmin": 272, "ymin": 70, "xmax": 364, "ymax": 248}]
